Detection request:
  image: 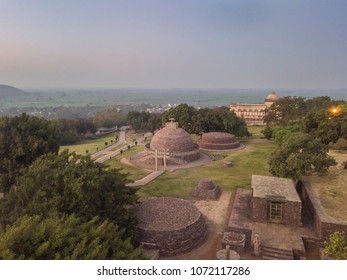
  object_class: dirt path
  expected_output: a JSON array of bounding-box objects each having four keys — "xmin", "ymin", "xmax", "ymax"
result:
[{"xmin": 161, "ymin": 191, "xmax": 232, "ymax": 260}]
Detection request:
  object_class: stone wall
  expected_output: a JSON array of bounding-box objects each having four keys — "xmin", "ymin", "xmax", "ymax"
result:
[
  {"xmin": 252, "ymin": 196, "xmax": 302, "ymax": 226},
  {"xmin": 136, "ymin": 214, "xmax": 207, "ymax": 256},
  {"xmin": 198, "ymin": 141, "xmax": 240, "ymax": 150},
  {"xmin": 251, "ymin": 197, "xmax": 267, "ymax": 223},
  {"xmin": 301, "ymin": 181, "xmax": 347, "ymax": 240}
]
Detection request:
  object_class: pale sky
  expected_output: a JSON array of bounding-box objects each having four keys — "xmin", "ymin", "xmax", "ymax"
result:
[{"xmin": 0, "ymin": 0, "xmax": 346, "ymax": 89}]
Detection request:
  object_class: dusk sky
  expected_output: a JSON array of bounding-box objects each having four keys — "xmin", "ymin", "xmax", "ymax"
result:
[{"xmin": 1, "ymin": 0, "xmax": 347, "ymax": 89}]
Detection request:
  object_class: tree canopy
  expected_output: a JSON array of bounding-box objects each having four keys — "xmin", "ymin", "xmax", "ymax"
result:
[
  {"xmin": 126, "ymin": 111, "xmax": 163, "ymax": 133},
  {"xmin": 268, "ymin": 132, "xmax": 336, "ymax": 179},
  {"xmin": 0, "ymin": 215, "xmax": 142, "ymax": 260},
  {"xmin": 162, "ymin": 104, "xmax": 250, "ymax": 137},
  {"xmin": 0, "ymin": 114, "xmax": 60, "ymax": 194},
  {"xmin": 0, "ymin": 151, "xmax": 137, "ymax": 234}
]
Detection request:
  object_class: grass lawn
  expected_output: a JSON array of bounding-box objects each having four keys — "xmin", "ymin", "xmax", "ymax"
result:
[
  {"xmin": 247, "ymin": 125, "xmax": 266, "ymax": 139},
  {"xmin": 105, "ymin": 145, "xmax": 150, "ymax": 182},
  {"xmin": 137, "ymin": 139, "xmax": 276, "ymax": 199},
  {"xmin": 305, "ymin": 150, "xmax": 347, "ymax": 221},
  {"xmin": 60, "ymin": 133, "xmax": 117, "ymax": 155}
]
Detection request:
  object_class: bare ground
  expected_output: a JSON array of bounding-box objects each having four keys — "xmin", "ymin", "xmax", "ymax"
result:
[{"xmin": 306, "ymin": 150, "xmax": 347, "ymax": 221}]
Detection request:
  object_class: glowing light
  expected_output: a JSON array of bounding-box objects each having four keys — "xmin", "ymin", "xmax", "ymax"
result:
[{"xmin": 329, "ymin": 107, "xmax": 340, "ymax": 115}]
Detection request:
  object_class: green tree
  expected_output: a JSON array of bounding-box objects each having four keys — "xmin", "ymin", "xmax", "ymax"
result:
[
  {"xmin": 0, "ymin": 215, "xmax": 143, "ymax": 260},
  {"xmin": 324, "ymin": 231, "xmax": 347, "ymax": 260},
  {"xmin": 0, "ymin": 114, "xmax": 60, "ymax": 194},
  {"xmin": 264, "ymin": 96, "xmax": 307, "ymax": 126},
  {"xmin": 0, "ymin": 151, "xmax": 137, "ymax": 235},
  {"xmin": 261, "ymin": 125, "xmax": 273, "ymax": 140},
  {"xmin": 162, "ymin": 104, "xmax": 197, "ymax": 132},
  {"xmin": 93, "ymin": 107, "xmax": 125, "ymax": 128},
  {"xmin": 268, "ymin": 132, "xmax": 336, "ymax": 179}
]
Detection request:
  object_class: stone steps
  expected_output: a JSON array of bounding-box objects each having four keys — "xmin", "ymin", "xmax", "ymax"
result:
[{"xmin": 262, "ymin": 245, "xmax": 294, "ymax": 260}]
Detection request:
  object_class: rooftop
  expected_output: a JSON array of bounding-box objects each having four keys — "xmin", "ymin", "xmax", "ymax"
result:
[{"xmin": 252, "ymin": 175, "xmax": 300, "ymax": 202}]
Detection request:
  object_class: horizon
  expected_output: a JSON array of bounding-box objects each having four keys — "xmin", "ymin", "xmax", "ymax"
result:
[{"xmin": 1, "ymin": 0, "xmax": 347, "ymax": 89}]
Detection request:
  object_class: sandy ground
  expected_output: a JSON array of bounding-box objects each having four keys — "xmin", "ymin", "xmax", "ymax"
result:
[{"xmin": 160, "ymin": 191, "xmax": 232, "ymax": 260}]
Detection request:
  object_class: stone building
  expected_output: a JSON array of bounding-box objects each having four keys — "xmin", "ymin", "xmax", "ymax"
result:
[
  {"xmin": 192, "ymin": 179, "xmax": 220, "ymax": 200},
  {"xmin": 197, "ymin": 132, "xmax": 241, "ymax": 150},
  {"xmin": 135, "ymin": 197, "xmax": 207, "ymax": 256},
  {"xmin": 251, "ymin": 175, "xmax": 302, "ymax": 227},
  {"xmin": 230, "ymin": 92, "xmax": 280, "ymax": 125},
  {"xmin": 143, "ymin": 120, "xmax": 199, "ymax": 168}
]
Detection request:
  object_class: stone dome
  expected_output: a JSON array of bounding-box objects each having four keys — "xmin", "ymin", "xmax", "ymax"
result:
[
  {"xmin": 198, "ymin": 132, "xmax": 241, "ymax": 150},
  {"xmin": 135, "ymin": 197, "xmax": 207, "ymax": 256},
  {"xmin": 192, "ymin": 179, "xmax": 220, "ymax": 200},
  {"xmin": 150, "ymin": 121, "xmax": 197, "ymax": 152},
  {"xmin": 265, "ymin": 92, "xmax": 280, "ymax": 102}
]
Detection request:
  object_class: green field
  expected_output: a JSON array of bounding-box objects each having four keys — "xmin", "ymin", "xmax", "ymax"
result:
[
  {"xmin": 59, "ymin": 126, "xmax": 275, "ymax": 199},
  {"xmin": 137, "ymin": 139, "xmax": 275, "ymax": 199},
  {"xmin": 60, "ymin": 133, "xmax": 117, "ymax": 155},
  {"xmin": 105, "ymin": 145, "xmax": 150, "ymax": 182}
]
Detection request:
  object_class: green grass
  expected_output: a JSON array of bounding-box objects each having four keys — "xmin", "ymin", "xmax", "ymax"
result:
[
  {"xmin": 247, "ymin": 125, "xmax": 266, "ymax": 139},
  {"xmin": 60, "ymin": 133, "xmax": 117, "ymax": 155},
  {"xmin": 137, "ymin": 140, "xmax": 276, "ymax": 199},
  {"xmin": 105, "ymin": 145, "xmax": 149, "ymax": 182}
]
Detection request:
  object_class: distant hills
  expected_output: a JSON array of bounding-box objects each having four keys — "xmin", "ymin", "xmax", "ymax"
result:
[{"xmin": 0, "ymin": 85, "xmax": 27, "ymax": 98}]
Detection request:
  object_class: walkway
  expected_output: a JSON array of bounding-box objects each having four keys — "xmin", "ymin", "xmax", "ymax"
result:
[
  {"xmin": 127, "ymin": 171, "xmax": 164, "ymax": 187},
  {"xmin": 90, "ymin": 126, "xmax": 127, "ymax": 160}
]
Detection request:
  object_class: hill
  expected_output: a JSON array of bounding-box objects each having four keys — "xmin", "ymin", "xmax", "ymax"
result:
[{"xmin": 0, "ymin": 85, "xmax": 27, "ymax": 98}]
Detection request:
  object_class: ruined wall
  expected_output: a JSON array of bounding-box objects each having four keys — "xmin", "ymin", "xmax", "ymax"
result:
[
  {"xmin": 301, "ymin": 181, "xmax": 347, "ymax": 240},
  {"xmin": 136, "ymin": 214, "xmax": 207, "ymax": 256},
  {"xmin": 252, "ymin": 197, "xmax": 302, "ymax": 226},
  {"xmin": 251, "ymin": 197, "xmax": 267, "ymax": 223}
]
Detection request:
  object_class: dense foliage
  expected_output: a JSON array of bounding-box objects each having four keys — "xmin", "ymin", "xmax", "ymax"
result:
[
  {"xmin": 268, "ymin": 132, "xmax": 336, "ymax": 179},
  {"xmin": 126, "ymin": 111, "xmax": 163, "ymax": 132},
  {"xmin": 0, "ymin": 215, "xmax": 142, "ymax": 260},
  {"xmin": 324, "ymin": 231, "xmax": 347, "ymax": 260},
  {"xmin": 93, "ymin": 107, "xmax": 126, "ymax": 128},
  {"xmin": 0, "ymin": 151, "xmax": 137, "ymax": 231},
  {"xmin": 58, "ymin": 118, "xmax": 96, "ymax": 145},
  {"xmin": 0, "ymin": 114, "xmax": 60, "ymax": 194},
  {"xmin": 162, "ymin": 104, "xmax": 250, "ymax": 137},
  {"xmin": 0, "ymin": 151, "xmax": 141, "ymax": 259}
]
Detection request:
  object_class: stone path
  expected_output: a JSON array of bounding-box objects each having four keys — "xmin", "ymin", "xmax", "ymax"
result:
[
  {"xmin": 127, "ymin": 170, "xmax": 164, "ymax": 187},
  {"xmin": 90, "ymin": 126, "xmax": 127, "ymax": 160}
]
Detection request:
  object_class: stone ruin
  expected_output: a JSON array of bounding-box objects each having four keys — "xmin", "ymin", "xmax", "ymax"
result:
[
  {"xmin": 142, "ymin": 121, "xmax": 199, "ymax": 167},
  {"xmin": 135, "ymin": 197, "xmax": 207, "ymax": 256},
  {"xmin": 197, "ymin": 132, "xmax": 241, "ymax": 151},
  {"xmin": 192, "ymin": 179, "xmax": 221, "ymax": 200}
]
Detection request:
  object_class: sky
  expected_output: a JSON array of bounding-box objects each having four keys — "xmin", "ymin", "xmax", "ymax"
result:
[{"xmin": 0, "ymin": 0, "xmax": 347, "ymax": 89}]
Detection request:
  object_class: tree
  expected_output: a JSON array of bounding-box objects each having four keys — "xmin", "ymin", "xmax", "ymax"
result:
[
  {"xmin": 162, "ymin": 104, "xmax": 197, "ymax": 132},
  {"xmin": 162, "ymin": 104, "xmax": 250, "ymax": 137},
  {"xmin": 268, "ymin": 132, "xmax": 336, "ymax": 179},
  {"xmin": 333, "ymin": 138, "xmax": 347, "ymax": 150},
  {"xmin": 0, "ymin": 114, "xmax": 60, "ymax": 194},
  {"xmin": 261, "ymin": 126, "xmax": 273, "ymax": 140},
  {"xmin": 0, "ymin": 215, "xmax": 143, "ymax": 260},
  {"xmin": 93, "ymin": 107, "xmax": 125, "ymax": 128},
  {"xmin": 324, "ymin": 231, "xmax": 347, "ymax": 260},
  {"xmin": 0, "ymin": 151, "xmax": 138, "ymax": 235},
  {"xmin": 126, "ymin": 111, "xmax": 162, "ymax": 133},
  {"xmin": 264, "ymin": 96, "xmax": 307, "ymax": 126}
]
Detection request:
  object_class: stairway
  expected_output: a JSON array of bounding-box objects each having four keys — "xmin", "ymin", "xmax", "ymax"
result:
[{"xmin": 261, "ymin": 245, "xmax": 294, "ymax": 260}]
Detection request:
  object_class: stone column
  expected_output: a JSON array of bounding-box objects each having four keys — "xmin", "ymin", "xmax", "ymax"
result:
[
  {"xmin": 163, "ymin": 149, "xmax": 167, "ymax": 171},
  {"xmin": 155, "ymin": 149, "xmax": 158, "ymax": 171}
]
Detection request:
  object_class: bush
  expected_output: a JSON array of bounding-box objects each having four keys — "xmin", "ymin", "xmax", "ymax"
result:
[{"xmin": 333, "ymin": 138, "xmax": 347, "ymax": 150}]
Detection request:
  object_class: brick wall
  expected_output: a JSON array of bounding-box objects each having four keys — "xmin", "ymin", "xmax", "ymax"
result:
[{"xmin": 301, "ymin": 181, "xmax": 347, "ymax": 240}]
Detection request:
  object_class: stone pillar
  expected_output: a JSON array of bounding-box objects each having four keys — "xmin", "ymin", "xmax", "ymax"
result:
[
  {"xmin": 155, "ymin": 149, "xmax": 158, "ymax": 171},
  {"xmin": 163, "ymin": 149, "xmax": 167, "ymax": 171}
]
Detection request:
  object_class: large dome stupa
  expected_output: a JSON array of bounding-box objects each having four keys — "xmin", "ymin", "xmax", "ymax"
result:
[
  {"xmin": 197, "ymin": 132, "xmax": 241, "ymax": 150},
  {"xmin": 144, "ymin": 120, "xmax": 199, "ymax": 165},
  {"xmin": 135, "ymin": 197, "xmax": 207, "ymax": 256}
]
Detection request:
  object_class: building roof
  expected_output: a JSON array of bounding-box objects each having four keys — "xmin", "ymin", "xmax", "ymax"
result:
[
  {"xmin": 265, "ymin": 92, "xmax": 280, "ymax": 102},
  {"xmin": 252, "ymin": 175, "xmax": 301, "ymax": 202}
]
